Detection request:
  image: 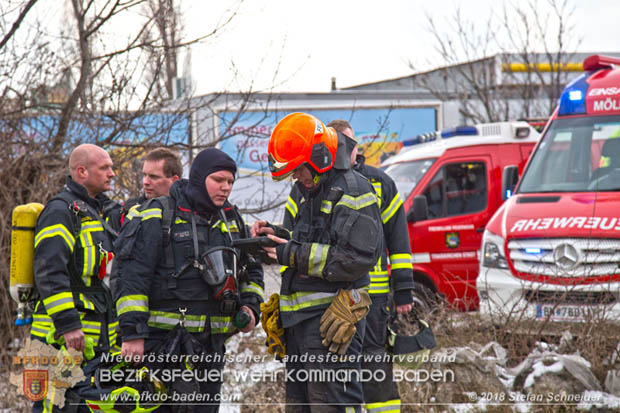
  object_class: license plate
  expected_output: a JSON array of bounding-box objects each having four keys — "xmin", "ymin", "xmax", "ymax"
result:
[{"xmin": 535, "ymin": 304, "xmax": 594, "ymax": 322}]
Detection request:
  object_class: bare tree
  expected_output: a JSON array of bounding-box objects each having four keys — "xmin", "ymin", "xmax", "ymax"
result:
[{"xmin": 411, "ymin": 0, "xmax": 582, "ymax": 124}]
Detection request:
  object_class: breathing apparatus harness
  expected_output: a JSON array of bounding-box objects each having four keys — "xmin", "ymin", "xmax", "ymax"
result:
[{"xmin": 152, "ymin": 196, "xmax": 251, "ymax": 330}]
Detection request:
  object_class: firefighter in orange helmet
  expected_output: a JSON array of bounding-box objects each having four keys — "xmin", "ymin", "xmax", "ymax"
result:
[{"xmin": 253, "ymin": 112, "xmax": 384, "ymax": 412}]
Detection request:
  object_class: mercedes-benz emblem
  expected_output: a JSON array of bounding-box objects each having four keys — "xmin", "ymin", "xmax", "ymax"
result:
[{"xmin": 553, "ymin": 243, "xmax": 580, "ymax": 271}]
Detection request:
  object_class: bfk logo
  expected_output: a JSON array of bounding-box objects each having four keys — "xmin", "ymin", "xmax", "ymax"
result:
[{"xmin": 23, "ymin": 370, "xmax": 48, "ymax": 401}]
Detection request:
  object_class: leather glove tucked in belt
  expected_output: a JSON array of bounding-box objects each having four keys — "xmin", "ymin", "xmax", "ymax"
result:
[{"xmin": 319, "ymin": 289, "xmax": 371, "ymax": 355}]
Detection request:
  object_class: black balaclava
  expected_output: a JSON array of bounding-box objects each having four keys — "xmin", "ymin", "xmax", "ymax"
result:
[{"xmin": 185, "ymin": 148, "xmax": 237, "ymax": 216}]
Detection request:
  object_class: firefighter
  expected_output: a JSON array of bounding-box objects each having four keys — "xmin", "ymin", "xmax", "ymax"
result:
[
  {"xmin": 114, "ymin": 148, "xmax": 264, "ymax": 412},
  {"xmin": 333, "ymin": 120, "xmax": 415, "ymax": 413},
  {"xmin": 107, "ymin": 147, "xmax": 182, "ymax": 229},
  {"xmin": 252, "ymin": 112, "xmax": 383, "ymax": 412},
  {"xmin": 31, "ymin": 143, "xmax": 119, "ymax": 413}
]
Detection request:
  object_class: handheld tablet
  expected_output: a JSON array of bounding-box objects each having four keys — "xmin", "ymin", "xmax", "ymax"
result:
[{"xmin": 232, "ymin": 237, "xmax": 278, "ymax": 256}]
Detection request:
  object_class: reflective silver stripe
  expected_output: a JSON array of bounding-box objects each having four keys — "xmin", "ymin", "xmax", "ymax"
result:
[
  {"xmin": 34, "ymin": 224, "xmax": 76, "ymax": 251},
  {"xmin": 337, "ymin": 192, "xmax": 378, "ymax": 210},
  {"xmin": 210, "ymin": 316, "xmax": 235, "ymax": 333},
  {"xmin": 147, "ymin": 312, "xmax": 206, "ymax": 331},
  {"xmin": 117, "ymin": 295, "xmax": 149, "ymax": 315},
  {"xmin": 30, "ymin": 323, "xmax": 51, "ymax": 337},
  {"xmin": 366, "ymin": 399, "xmax": 401, "ymax": 413},
  {"xmin": 240, "ymin": 282, "xmax": 265, "ymax": 300},
  {"xmin": 139, "ymin": 208, "xmax": 163, "ymax": 221},
  {"xmin": 381, "ymin": 193, "xmax": 403, "ymax": 224},
  {"xmin": 308, "ymin": 243, "xmax": 329, "ymax": 277},
  {"xmin": 320, "ymin": 200, "xmax": 333, "ymax": 214},
  {"xmin": 44, "ymin": 295, "xmax": 75, "ymax": 314},
  {"xmin": 280, "ymin": 291, "xmax": 337, "ymax": 312}
]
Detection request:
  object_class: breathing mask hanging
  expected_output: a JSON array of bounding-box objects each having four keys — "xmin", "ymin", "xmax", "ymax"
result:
[{"xmin": 200, "ymin": 246, "xmax": 240, "ymax": 311}]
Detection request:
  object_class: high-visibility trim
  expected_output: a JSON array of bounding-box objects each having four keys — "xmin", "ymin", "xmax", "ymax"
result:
[
  {"xmin": 389, "ymin": 253, "xmax": 413, "ymax": 270},
  {"xmin": 280, "ymin": 291, "xmax": 337, "ymax": 312},
  {"xmin": 81, "ymin": 320, "xmax": 102, "ymax": 345},
  {"xmin": 43, "ymin": 292, "xmax": 75, "ymax": 315},
  {"xmin": 147, "ymin": 311, "xmax": 206, "ymax": 332},
  {"xmin": 210, "ymin": 316, "xmax": 235, "ymax": 334},
  {"xmin": 34, "ymin": 224, "xmax": 75, "ymax": 252},
  {"xmin": 368, "ymin": 283, "xmax": 390, "ymax": 294},
  {"xmin": 337, "ymin": 192, "xmax": 378, "ymax": 211},
  {"xmin": 78, "ymin": 293, "xmax": 95, "ymax": 311},
  {"xmin": 138, "ymin": 208, "xmax": 163, "ymax": 221},
  {"xmin": 382, "ymin": 193, "xmax": 403, "ymax": 224},
  {"xmin": 372, "ymin": 256, "xmax": 383, "ymax": 274},
  {"xmin": 174, "ymin": 218, "xmax": 188, "ymax": 224},
  {"xmin": 117, "ymin": 295, "xmax": 149, "ymax": 315},
  {"xmin": 125, "ymin": 205, "xmax": 141, "ymax": 221},
  {"xmin": 30, "ymin": 321, "xmax": 52, "ymax": 338},
  {"xmin": 240, "ymin": 282, "xmax": 265, "ymax": 300},
  {"xmin": 320, "ymin": 200, "xmax": 333, "ymax": 214},
  {"xmin": 344, "ymin": 407, "xmax": 357, "ymax": 413},
  {"xmin": 285, "ymin": 196, "xmax": 298, "ymax": 219},
  {"xmin": 372, "ymin": 181, "xmax": 383, "ymax": 209},
  {"xmin": 109, "ymin": 321, "xmax": 119, "ymax": 346},
  {"xmin": 80, "ymin": 221, "xmax": 104, "ymax": 284},
  {"xmin": 228, "ymin": 220, "xmax": 239, "ymax": 232},
  {"xmin": 308, "ymin": 243, "xmax": 329, "ymax": 277},
  {"xmin": 366, "ymin": 398, "xmax": 401, "ymax": 413},
  {"xmin": 212, "ymin": 220, "xmax": 229, "ymax": 233},
  {"xmin": 279, "ymin": 265, "xmax": 288, "ymax": 273}
]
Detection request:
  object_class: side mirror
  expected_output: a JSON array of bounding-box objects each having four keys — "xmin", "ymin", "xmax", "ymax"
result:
[
  {"xmin": 502, "ymin": 165, "xmax": 519, "ymax": 200},
  {"xmin": 407, "ymin": 195, "xmax": 429, "ymax": 222}
]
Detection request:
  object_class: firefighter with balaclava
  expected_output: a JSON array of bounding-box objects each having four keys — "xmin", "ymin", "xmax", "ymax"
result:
[
  {"xmin": 252, "ymin": 112, "xmax": 383, "ymax": 412},
  {"xmin": 114, "ymin": 148, "xmax": 264, "ymax": 412}
]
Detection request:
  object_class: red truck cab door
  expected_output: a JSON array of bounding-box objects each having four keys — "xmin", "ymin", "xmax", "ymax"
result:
[{"xmin": 412, "ymin": 154, "xmax": 496, "ymax": 310}]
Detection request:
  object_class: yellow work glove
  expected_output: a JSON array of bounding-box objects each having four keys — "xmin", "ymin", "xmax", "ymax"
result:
[{"xmin": 319, "ymin": 289, "xmax": 371, "ymax": 355}]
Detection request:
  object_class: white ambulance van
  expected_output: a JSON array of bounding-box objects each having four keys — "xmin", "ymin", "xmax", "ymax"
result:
[{"xmin": 478, "ymin": 55, "xmax": 620, "ymax": 322}]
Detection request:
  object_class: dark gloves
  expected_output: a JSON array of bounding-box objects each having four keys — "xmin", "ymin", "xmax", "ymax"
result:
[
  {"xmin": 393, "ymin": 289, "xmax": 414, "ymax": 307},
  {"xmin": 276, "ymin": 240, "xmax": 301, "ymax": 267}
]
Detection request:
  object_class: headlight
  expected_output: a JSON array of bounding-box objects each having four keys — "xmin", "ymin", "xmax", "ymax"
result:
[{"xmin": 482, "ymin": 230, "xmax": 508, "ymax": 269}]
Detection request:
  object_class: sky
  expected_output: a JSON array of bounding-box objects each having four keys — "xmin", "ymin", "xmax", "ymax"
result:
[{"xmin": 178, "ymin": 0, "xmax": 620, "ymax": 95}]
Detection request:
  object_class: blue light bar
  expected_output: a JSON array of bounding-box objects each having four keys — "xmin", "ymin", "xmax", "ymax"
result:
[
  {"xmin": 525, "ymin": 248, "xmax": 542, "ymax": 254},
  {"xmin": 558, "ymin": 74, "xmax": 588, "ymax": 116},
  {"xmin": 401, "ymin": 126, "xmax": 478, "ymax": 147},
  {"xmin": 441, "ymin": 126, "xmax": 478, "ymax": 138}
]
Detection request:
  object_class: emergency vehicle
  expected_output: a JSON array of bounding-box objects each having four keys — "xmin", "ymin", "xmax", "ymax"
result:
[
  {"xmin": 477, "ymin": 55, "xmax": 620, "ymax": 323},
  {"xmin": 382, "ymin": 121, "xmax": 540, "ymax": 312}
]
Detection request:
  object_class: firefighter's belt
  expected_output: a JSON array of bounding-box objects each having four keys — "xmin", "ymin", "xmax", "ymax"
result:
[
  {"xmin": 260, "ymin": 293, "xmax": 285, "ymax": 359},
  {"xmin": 386, "ymin": 319, "xmax": 437, "ymax": 355},
  {"xmin": 319, "ymin": 288, "xmax": 371, "ymax": 355}
]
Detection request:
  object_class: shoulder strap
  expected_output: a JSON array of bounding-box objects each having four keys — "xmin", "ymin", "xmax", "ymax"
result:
[
  {"xmin": 343, "ymin": 169, "xmax": 359, "ymax": 195},
  {"xmin": 53, "ymin": 192, "xmax": 118, "ymax": 239}
]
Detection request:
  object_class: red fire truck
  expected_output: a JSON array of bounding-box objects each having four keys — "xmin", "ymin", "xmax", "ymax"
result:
[
  {"xmin": 382, "ymin": 121, "xmax": 540, "ymax": 312},
  {"xmin": 478, "ymin": 55, "xmax": 620, "ymax": 322}
]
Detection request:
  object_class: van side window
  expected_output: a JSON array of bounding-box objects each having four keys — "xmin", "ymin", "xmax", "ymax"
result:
[{"xmin": 423, "ymin": 162, "xmax": 487, "ymax": 219}]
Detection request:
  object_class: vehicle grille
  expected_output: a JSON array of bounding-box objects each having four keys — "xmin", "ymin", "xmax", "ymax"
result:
[
  {"xmin": 523, "ymin": 290, "xmax": 618, "ymax": 305},
  {"xmin": 507, "ymin": 238, "xmax": 620, "ymax": 277}
]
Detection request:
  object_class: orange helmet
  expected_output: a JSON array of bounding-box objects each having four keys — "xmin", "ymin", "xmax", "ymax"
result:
[{"xmin": 268, "ymin": 112, "xmax": 338, "ymax": 181}]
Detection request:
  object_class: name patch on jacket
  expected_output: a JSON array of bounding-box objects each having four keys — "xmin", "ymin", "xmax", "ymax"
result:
[{"xmin": 173, "ymin": 230, "xmax": 191, "ymax": 240}]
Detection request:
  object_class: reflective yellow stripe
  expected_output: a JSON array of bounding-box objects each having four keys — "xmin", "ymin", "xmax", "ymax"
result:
[
  {"xmin": 174, "ymin": 218, "xmax": 188, "ymax": 224},
  {"xmin": 31, "ymin": 321, "xmax": 52, "ymax": 338},
  {"xmin": 320, "ymin": 200, "xmax": 333, "ymax": 214},
  {"xmin": 337, "ymin": 192, "xmax": 378, "ymax": 210},
  {"xmin": 366, "ymin": 398, "xmax": 401, "ymax": 413},
  {"xmin": 308, "ymin": 243, "xmax": 329, "ymax": 277},
  {"xmin": 280, "ymin": 291, "xmax": 336, "ymax": 312},
  {"xmin": 126, "ymin": 205, "xmax": 141, "ymax": 221},
  {"xmin": 117, "ymin": 295, "xmax": 149, "ymax": 315},
  {"xmin": 285, "ymin": 196, "xmax": 298, "ymax": 218},
  {"xmin": 390, "ymin": 253, "xmax": 413, "ymax": 270},
  {"xmin": 372, "ymin": 181, "xmax": 383, "ymax": 209},
  {"xmin": 240, "ymin": 282, "xmax": 265, "ymax": 300},
  {"xmin": 78, "ymin": 293, "xmax": 95, "ymax": 311},
  {"xmin": 147, "ymin": 311, "xmax": 206, "ymax": 332},
  {"xmin": 382, "ymin": 193, "xmax": 403, "ymax": 224},
  {"xmin": 139, "ymin": 208, "xmax": 162, "ymax": 221},
  {"xmin": 211, "ymin": 316, "xmax": 235, "ymax": 334},
  {"xmin": 109, "ymin": 321, "xmax": 119, "ymax": 346},
  {"xmin": 34, "ymin": 224, "xmax": 75, "ymax": 252},
  {"xmin": 80, "ymin": 221, "xmax": 103, "ymax": 284},
  {"xmin": 43, "ymin": 292, "xmax": 75, "ymax": 315}
]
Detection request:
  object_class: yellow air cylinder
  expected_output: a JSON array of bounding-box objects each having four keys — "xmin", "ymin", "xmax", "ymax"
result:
[{"xmin": 10, "ymin": 202, "xmax": 44, "ymax": 325}]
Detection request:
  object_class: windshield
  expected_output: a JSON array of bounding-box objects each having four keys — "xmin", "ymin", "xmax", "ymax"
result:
[
  {"xmin": 518, "ymin": 115, "xmax": 620, "ymax": 193},
  {"xmin": 384, "ymin": 158, "xmax": 436, "ymax": 199}
]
